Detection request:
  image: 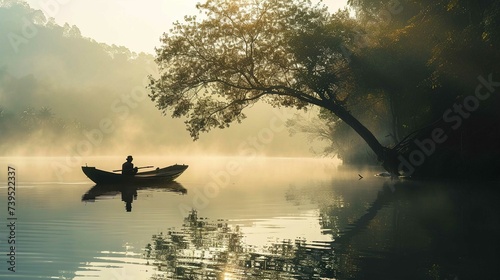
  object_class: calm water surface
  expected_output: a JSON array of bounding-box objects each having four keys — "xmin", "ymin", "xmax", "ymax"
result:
[{"xmin": 0, "ymin": 156, "xmax": 499, "ymax": 279}]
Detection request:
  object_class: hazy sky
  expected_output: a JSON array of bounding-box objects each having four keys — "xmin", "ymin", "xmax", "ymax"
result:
[{"xmin": 24, "ymin": 0, "xmax": 348, "ymax": 54}]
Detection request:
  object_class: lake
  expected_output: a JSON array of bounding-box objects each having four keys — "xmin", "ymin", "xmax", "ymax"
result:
[{"xmin": 0, "ymin": 156, "xmax": 499, "ymax": 279}]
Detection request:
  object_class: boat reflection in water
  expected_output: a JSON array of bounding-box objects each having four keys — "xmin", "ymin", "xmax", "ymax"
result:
[{"xmin": 81, "ymin": 182, "xmax": 187, "ymax": 212}]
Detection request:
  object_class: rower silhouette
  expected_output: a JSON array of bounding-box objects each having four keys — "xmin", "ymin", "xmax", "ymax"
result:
[{"xmin": 122, "ymin": 155, "xmax": 138, "ymax": 175}]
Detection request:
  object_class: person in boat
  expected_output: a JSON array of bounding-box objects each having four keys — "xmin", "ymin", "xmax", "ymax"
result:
[{"xmin": 122, "ymin": 155, "xmax": 138, "ymax": 175}]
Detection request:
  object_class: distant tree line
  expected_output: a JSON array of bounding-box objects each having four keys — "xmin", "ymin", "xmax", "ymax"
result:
[
  {"xmin": 0, "ymin": 105, "xmax": 85, "ymax": 155},
  {"xmin": 0, "ymin": 1, "xmax": 160, "ymax": 156}
]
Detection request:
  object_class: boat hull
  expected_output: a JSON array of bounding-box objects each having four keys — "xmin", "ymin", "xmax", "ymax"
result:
[{"xmin": 81, "ymin": 164, "xmax": 188, "ymax": 184}]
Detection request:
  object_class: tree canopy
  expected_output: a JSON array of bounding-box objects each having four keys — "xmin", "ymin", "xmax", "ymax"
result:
[
  {"xmin": 151, "ymin": 0, "xmax": 500, "ymax": 177},
  {"xmin": 150, "ymin": 0, "xmax": 360, "ymax": 138}
]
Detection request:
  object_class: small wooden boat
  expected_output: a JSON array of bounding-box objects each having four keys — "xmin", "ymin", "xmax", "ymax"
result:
[{"xmin": 81, "ymin": 164, "xmax": 188, "ymax": 184}]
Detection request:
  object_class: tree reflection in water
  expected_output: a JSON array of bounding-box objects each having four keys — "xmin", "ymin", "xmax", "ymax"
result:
[
  {"xmin": 143, "ymin": 180, "xmax": 500, "ymax": 280},
  {"xmin": 320, "ymin": 181, "xmax": 500, "ymax": 280},
  {"xmin": 145, "ymin": 210, "xmax": 336, "ymax": 279}
]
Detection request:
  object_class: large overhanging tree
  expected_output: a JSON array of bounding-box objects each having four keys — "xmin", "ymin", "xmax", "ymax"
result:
[{"xmin": 149, "ymin": 0, "xmax": 398, "ymax": 173}]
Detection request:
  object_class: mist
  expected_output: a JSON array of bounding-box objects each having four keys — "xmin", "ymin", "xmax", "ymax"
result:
[{"xmin": 0, "ymin": 2, "xmax": 314, "ymax": 161}]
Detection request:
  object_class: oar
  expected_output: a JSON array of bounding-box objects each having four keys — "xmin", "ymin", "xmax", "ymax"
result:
[{"xmin": 112, "ymin": 166, "xmax": 154, "ymax": 172}]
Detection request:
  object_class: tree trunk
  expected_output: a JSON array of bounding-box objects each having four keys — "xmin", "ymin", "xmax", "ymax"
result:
[{"xmin": 328, "ymin": 104, "xmax": 400, "ymax": 174}]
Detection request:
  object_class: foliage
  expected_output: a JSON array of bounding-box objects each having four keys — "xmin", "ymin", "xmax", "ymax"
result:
[
  {"xmin": 150, "ymin": 0, "xmax": 364, "ymax": 140},
  {"xmin": 344, "ymin": 0, "xmax": 500, "ymax": 176},
  {"xmin": 349, "ymin": 0, "xmax": 500, "ymax": 120}
]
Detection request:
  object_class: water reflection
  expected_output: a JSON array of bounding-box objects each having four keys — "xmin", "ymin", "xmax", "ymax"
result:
[
  {"xmin": 82, "ymin": 182, "xmax": 187, "ymax": 212},
  {"xmin": 326, "ymin": 180, "xmax": 500, "ymax": 280},
  {"xmin": 144, "ymin": 210, "xmax": 336, "ymax": 279},
  {"xmin": 142, "ymin": 180, "xmax": 500, "ymax": 280},
  {"xmin": 3, "ymin": 157, "xmax": 499, "ymax": 279}
]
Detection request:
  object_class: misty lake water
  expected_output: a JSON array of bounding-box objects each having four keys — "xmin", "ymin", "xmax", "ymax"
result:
[{"xmin": 0, "ymin": 156, "xmax": 499, "ymax": 280}]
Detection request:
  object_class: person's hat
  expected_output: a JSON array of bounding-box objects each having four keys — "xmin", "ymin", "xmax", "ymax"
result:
[{"xmin": 126, "ymin": 155, "xmax": 133, "ymax": 160}]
